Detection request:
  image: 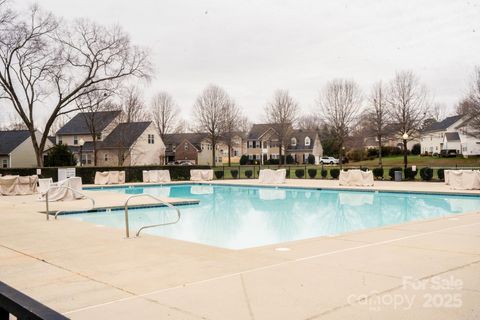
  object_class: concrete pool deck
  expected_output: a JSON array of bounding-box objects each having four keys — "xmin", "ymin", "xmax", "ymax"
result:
[{"xmin": 0, "ymin": 179, "xmax": 479, "ymax": 319}]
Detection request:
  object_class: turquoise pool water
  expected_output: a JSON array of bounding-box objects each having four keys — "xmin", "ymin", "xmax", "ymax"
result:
[{"xmin": 64, "ymin": 184, "xmax": 480, "ymax": 249}]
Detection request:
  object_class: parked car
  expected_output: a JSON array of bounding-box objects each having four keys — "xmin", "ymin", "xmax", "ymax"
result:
[
  {"xmin": 178, "ymin": 160, "xmax": 194, "ymax": 166},
  {"xmin": 319, "ymin": 156, "xmax": 339, "ymax": 165},
  {"xmin": 440, "ymin": 149, "xmax": 458, "ymax": 158}
]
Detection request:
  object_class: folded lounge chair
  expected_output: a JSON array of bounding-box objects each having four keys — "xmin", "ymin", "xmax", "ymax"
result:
[{"xmin": 190, "ymin": 169, "xmax": 214, "ymax": 181}]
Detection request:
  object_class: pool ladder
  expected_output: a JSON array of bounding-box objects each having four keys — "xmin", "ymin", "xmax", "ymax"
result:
[
  {"xmin": 45, "ymin": 186, "xmax": 96, "ymax": 220},
  {"xmin": 124, "ymin": 194, "xmax": 181, "ymax": 238}
]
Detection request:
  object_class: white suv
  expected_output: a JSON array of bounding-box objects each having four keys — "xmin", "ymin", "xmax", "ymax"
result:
[{"xmin": 320, "ymin": 156, "xmax": 339, "ymax": 165}]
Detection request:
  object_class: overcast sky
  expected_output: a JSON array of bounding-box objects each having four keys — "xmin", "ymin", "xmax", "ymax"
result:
[{"xmin": 2, "ymin": 0, "xmax": 480, "ymax": 127}]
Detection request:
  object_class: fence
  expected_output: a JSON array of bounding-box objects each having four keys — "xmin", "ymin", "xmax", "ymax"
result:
[{"xmin": 1, "ymin": 164, "xmax": 479, "ymax": 182}]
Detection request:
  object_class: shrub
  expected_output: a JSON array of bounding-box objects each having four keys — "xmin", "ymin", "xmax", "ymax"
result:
[
  {"xmin": 307, "ymin": 154, "xmax": 315, "ymax": 165},
  {"xmin": 404, "ymin": 167, "xmax": 418, "ymax": 180},
  {"xmin": 437, "ymin": 168, "xmax": 445, "ymax": 181},
  {"xmin": 347, "ymin": 148, "xmax": 367, "ymax": 162},
  {"xmin": 266, "ymin": 158, "xmax": 280, "ymax": 165},
  {"xmin": 372, "ymin": 167, "xmax": 384, "ymax": 179},
  {"xmin": 245, "ymin": 170, "xmax": 253, "ymax": 178},
  {"xmin": 321, "ymin": 169, "xmax": 328, "ymax": 178},
  {"xmin": 389, "ymin": 167, "xmax": 403, "ymax": 180},
  {"xmin": 367, "ymin": 148, "xmax": 379, "ymax": 158},
  {"xmin": 420, "ymin": 167, "xmax": 433, "ymax": 181},
  {"xmin": 411, "ymin": 143, "xmax": 421, "ymax": 155},
  {"xmin": 240, "ymin": 155, "xmax": 248, "ymax": 165},
  {"xmin": 44, "ymin": 144, "xmax": 76, "ymax": 167},
  {"xmin": 214, "ymin": 171, "xmax": 224, "ymax": 179},
  {"xmin": 330, "ymin": 168, "xmax": 340, "ymax": 179},
  {"xmin": 382, "ymin": 146, "xmax": 402, "ymax": 157},
  {"xmin": 286, "ymin": 155, "xmax": 295, "ymax": 164},
  {"xmin": 295, "ymin": 169, "xmax": 305, "ymax": 178},
  {"xmin": 308, "ymin": 168, "xmax": 317, "ymax": 178},
  {"xmin": 230, "ymin": 169, "xmax": 239, "ymax": 178}
]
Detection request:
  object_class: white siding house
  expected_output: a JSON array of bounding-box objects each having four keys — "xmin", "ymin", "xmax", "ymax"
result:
[{"xmin": 420, "ymin": 115, "xmax": 480, "ymax": 157}]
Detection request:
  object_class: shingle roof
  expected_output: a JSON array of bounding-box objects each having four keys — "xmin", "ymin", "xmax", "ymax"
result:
[
  {"xmin": 57, "ymin": 111, "xmax": 121, "ymax": 135},
  {"xmin": 423, "ymin": 115, "xmax": 463, "ymax": 133},
  {"xmin": 248, "ymin": 124, "xmax": 287, "ymax": 140},
  {"xmin": 163, "ymin": 133, "xmax": 210, "ymax": 151},
  {"xmin": 445, "ymin": 132, "xmax": 460, "ymax": 142},
  {"xmin": 0, "ymin": 130, "xmax": 31, "ymax": 155},
  {"xmin": 99, "ymin": 122, "xmax": 151, "ymax": 149},
  {"xmin": 287, "ymin": 129, "xmax": 319, "ymax": 151}
]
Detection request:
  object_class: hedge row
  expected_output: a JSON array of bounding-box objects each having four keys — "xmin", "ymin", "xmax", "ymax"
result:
[
  {"xmin": 0, "ymin": 165, "xmax": 211, "ymax": 184},
  {"xmin": 0, "ymin": 165, "xmax": 461, "ymax": 182}
]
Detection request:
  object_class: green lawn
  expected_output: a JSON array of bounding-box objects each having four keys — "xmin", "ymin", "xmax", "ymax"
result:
[
  {"xmin": 211, "ymin": 155, "xmax": 480, "ymax": 181},
  {"xmin": 350, "ymin": 155, "xmax": 480, "ymax": 168}
]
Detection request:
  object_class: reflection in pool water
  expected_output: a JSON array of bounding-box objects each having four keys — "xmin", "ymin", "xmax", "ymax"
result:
[{"xmin": 67, "ymin": 184, "xmax": 480, "ymax": 249}]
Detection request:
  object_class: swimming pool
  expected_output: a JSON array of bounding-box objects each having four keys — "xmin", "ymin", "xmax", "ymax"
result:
[{"xmin": 64, "ymin": 184, "xmax": 480, "ymax": 249}]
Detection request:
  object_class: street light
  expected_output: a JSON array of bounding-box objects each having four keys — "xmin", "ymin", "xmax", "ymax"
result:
[
  {"xmin": 79, "ymin": 138, "xmax": 85, "ymax": 166},
  {"xmin": 402, "ymin": 132, "xmax": 409, "ymax": 171}
]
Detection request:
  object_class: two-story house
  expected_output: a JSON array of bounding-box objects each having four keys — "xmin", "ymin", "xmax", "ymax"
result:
[
  {"xmin": 421, "ymin": 114, "xmax": 480, "ymax": 156},
  {"xmin": 56, "ymin": 110, "xmax": 122, "ymax": 165},
  {"xmin": 246, "ymin": 124, "xmax": 323, "ymax": 164},
  {"xmin": 55, "ymin": 111, "xmax": 165, "ymax": 166},
  {"xmin": 163, "ymin": 133, "xmax": 243, "ymax": 165},
  {"xmin": 0, "ymin": 130, "xmax": 54, "ymax": 168},
  {"xmin": 287, "ymin": 129, "xmax": 323, "ymax": 164}
]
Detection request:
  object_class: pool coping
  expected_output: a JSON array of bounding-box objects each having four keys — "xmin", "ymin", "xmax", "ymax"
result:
[{"xmin": 84, "ymin": 180, "xmax": 480, "ymax": 197}]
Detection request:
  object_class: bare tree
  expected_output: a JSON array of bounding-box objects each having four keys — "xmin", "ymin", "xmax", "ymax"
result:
[
  {"xmin": 460, "ymin": 67, "xmax": 480, "ymax": 137},
  {"xmin": 119, "ymin": 86, "xmax": 148, "ymax": 123},
  {"xmin": 150, "ymin": 91, "xmax": 179, "ymax": 138},
  {"xmin": 297, "ymin": 114, "xmax": 321, "ymax": 130},
  {"xmin": 387, "ymin": 71, "xmax": 430, "ymax": 167},
  {"xmin": 75, "ymin": 89, "xmax": 119, "ymax": 165},
  {"xmin": 318, "ymin": 79, "xmax": 363, "ymax": 162},
  {"xmin": 222, "ymin": 100, "xmax": 245, "ymax": 166},
  {"xmin": 0, "ymin": 5, "xmax": 151, "ymax": 166},
  {"xmin": 193, "ymin": 85, "xmax": 231, "ymax": 166},
  {"xmin": 365, "ymin": 81, "xmax": 389, "ymax": 166},
  {"xmin": 264, "ymin": 89, "xmax": 299, "ymax": 164}
]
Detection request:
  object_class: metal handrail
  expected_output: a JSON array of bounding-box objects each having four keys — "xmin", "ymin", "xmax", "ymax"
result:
[
  {"xmin": 45, "ymin": 186, "xmax": 96, "ymax": 220},
  {"xmin": 124, "ymin": 194, "xmax": 181, "ymax": 238}
]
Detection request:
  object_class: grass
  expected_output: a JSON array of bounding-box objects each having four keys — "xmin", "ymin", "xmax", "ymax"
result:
[
  {"xmin": 212, "ymin": 155, "xmax": 480, "ymax": 181},
  {"xmin": 350, "ymin": 155, "xmax": 480, "ymax": 168}
]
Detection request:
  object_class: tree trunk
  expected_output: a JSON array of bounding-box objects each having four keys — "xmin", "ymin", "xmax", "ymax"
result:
[
  {"xmin": 93, "ymin": 136, "xmax": 98, "ymax": 166},
  {"xmin": 211, "ymin": 138, "xmax": 216, "ymax": 167},
  {"xmin": 228, "ymin": 144, "xmax": 231, "ymax": 166},
  {"xmin": 377, "ymin": 135, "xmax": 382, "ymax": 167}
]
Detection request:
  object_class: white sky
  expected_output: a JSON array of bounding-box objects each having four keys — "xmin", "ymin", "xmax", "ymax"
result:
[{"xmin": 2, "ymin": 0, "xmax": 480, "ymax": 127}]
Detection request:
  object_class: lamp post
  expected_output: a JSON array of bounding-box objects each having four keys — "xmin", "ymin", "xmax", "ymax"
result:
[
  {"xmin": 402, "ymin": 132, "xmax": 409, "ymax": 171},
  {"xmin": 79, "ymin": 138, "xmax": 85, "ymax": 167}
]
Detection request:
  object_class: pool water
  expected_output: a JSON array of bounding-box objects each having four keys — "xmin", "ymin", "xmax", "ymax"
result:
[{"xmin": 65, "ymin": 184, "xmax": 480, "ymax": 249}]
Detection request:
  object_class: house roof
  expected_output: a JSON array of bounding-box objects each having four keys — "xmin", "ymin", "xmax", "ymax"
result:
[
  {"xmin": 57, "ymin": 110, "xmax": 121, "ymax": 135},
  {"xmin": 99, "ymin": 122, "xmax": 151, "ymax": 149},
  {"xmin": 445, "ymin": 132, "xmax": 461, "ymax": 142},
  {"xmin": 247, "ymin": 124, "xmax": 287, "ymax": 140},
  {"xmin": 0, "ymin": 130, "xmax": 31, "ymax": 155},
  {"xmin": 287, "ymin": 129, "xmax": 319, "ymax": 151},
  {"xmin": 163, "ymin": 133, "xmax": 210, "ymax": 151},
  {"xmin": 423, "ymin": 115, "xmax": 463, "ymax": 133}
]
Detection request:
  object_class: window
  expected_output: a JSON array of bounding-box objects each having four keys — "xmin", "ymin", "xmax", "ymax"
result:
[
  {"xmin": 2, "ymin": 159, "xmax": 8, "ymax": 168},
  {"xmin": 248, "ymin": 141, "xmax": 253, "ymax": 148},
  {"xmin": 291, "ymin": 137, "xmax": 297, "ymax": 146},
  {"xmin": 148, "ymin": 134, "xmax": 154, "ymax": 144},
  {"xmin": 248, "ymin": 154, "xmax": 253, "ymax": 160},
  {"xmin": 58, "ymin": 136, "xmax": 63, "ymax": 145},
  {"xmin": 263, "ymin": 141, "xmax": 267, "ymax": 149},
  {"xmin": 184, "ymin": 142, "xmax": 188, "ymax": 150},
  {"xmin": 304, "ymin": 137, "xmax": 311, "ymax": 146},
  {"xmin": 73, "ymin": 135, "xmax": 78, "ymax": 145},
  {"xmin": 97, "ymin": 133, "xmax": 102, "ymax": 140},
  {"xmin": 104, "ymin": 153, "xmax": 108, "ymax": 162},
  {"xmin": 172, "ymin": 145, "xmax": 176, "ymax": 151}
]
